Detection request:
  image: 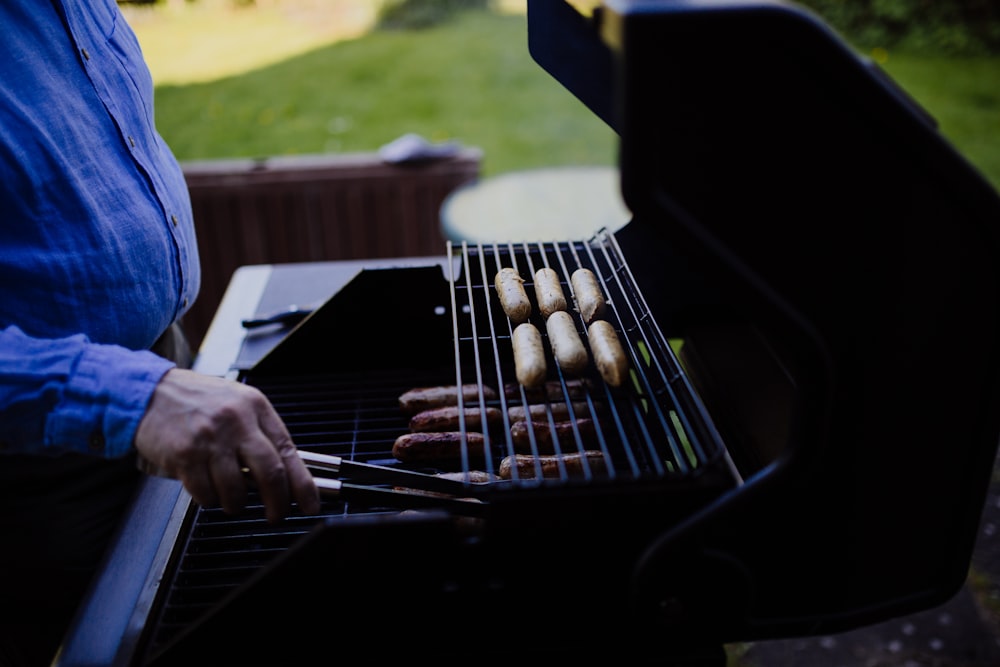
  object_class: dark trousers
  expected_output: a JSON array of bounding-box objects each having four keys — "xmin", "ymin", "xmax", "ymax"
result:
[{"xmin": 0, "ymin": 322, "xmax": 192, "ymax": 667}]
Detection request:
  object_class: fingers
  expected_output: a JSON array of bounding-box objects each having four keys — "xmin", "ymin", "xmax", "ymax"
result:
[
  {"xmin": 239, "ymin": 429, "xmax": 317, "ymax": 523},
  {"xmin": 242, "ymin": 391, "xmax": 321, "ymax": 522},
  {"xmin": 209, "ymin": 454, "xmax": 248, "ymax": 517},
  {"xmin": 134, "ymin": 369, "xmax": 320, "ymax": 523},
  {"xmin": 182, "ymin": 466, "xmax": 221, "ymax": 511}
]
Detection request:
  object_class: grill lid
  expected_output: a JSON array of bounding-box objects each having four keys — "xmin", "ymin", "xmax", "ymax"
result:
[{"xmin": 530, "ymin": 0, "xmax": 1000, "ymax": 640}]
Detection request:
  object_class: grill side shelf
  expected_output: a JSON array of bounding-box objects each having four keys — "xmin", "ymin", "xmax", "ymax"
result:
[{"xmin": 250, "ymin": 263, "xmax": 459, "ymax": 375}]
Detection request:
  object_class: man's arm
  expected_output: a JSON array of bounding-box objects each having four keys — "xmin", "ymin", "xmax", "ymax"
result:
[{"xmin": 0, "ymin": 324, "xmax": 320, "ymax": 521}]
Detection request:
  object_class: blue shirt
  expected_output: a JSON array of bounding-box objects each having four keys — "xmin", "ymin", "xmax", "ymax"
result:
[{"xmin": 0, "ymin": 0, "xmax": 200, "ymax": 458}]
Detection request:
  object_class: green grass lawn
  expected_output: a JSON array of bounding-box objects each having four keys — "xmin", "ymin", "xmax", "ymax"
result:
[
  {"xmin": 144, "ymin": 5, "xmax": 999, "ymax": 187},
  {"xmin": 151, "ymin": 8, "xmax": 618, "ymax": 177},
  {"xmin": 879, "ymin": 53, "xmax": 1000, "ymax": 189}
]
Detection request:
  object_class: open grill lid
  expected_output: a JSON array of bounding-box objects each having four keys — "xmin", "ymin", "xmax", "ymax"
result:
[{"xmin": 529, "ymin": 0, "xmax": 1000, "ymax": 640}]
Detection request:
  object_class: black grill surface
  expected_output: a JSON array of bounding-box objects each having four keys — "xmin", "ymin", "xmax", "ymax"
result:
[{"xmin": 138, "ymin": 234, "xmax": 741, "ymax": 663}]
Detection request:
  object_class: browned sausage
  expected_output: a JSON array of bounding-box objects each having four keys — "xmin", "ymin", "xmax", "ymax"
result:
[
  {"xmin": 392, "ymin": 431, "xmax": 486, "ymax": 463},
  {"xmin": 504, "ymin": 378, "xmax": 592, "ymax": 401},
  {"xmin": 545, "ymin": 310, "xmax": 588, "ymax": 375},
  {"xmin": 434, "ymin": 470, "xmax": 499, "ymax": 483},
  {"xmin": 498, "ymin": 450, "xmax": 608, "ymax": 480},
  {"xmin": 510, "ymin": 418, "xmax": 597, "ymax": 453},
  {"xmin": 533, "ymin": 267, "xmax": 567, "ymax": 319},
  {"xmin": 408, "ymin": 406, "xmax": 503, "ymax": 432},
  {"xmin": 507, "ymin": 401, "xmax": 595, "ymax": 423},
  {"xmin": 394, "ymin": 470, "xmax": 497, "ymax": 497},
  {"xmin": 587, "ymin": 320, "xmax": 629, "ymax": 387},
  {"xmin": 571, "ymin": 268, "xmax": 607, "ymax": 325},
  {"xmin": 495, "ymin": 267, "xmax": 532, "ymax": 324},
  {"xmin": 512, "ymin": 322, "xmax": 547, "ymax": 388},
  {"xmin": 398, "ymin": 384, "xmax": 498, "ymax": 415}
]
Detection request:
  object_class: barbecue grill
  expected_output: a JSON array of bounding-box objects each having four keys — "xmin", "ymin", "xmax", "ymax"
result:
[{"xmin": 58, "ymin": 1, "xmax": 1000, "ymax": 665}]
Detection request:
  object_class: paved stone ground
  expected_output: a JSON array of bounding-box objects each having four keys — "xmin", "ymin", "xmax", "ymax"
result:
[{"xmin": 732, "ymin": 451, "xmax": 1000, "ymax": 667}]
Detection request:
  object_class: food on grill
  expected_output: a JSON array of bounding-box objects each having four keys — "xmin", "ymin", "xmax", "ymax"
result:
[
  {"xmin": 435, "ymin": 470, "xmax": 499, "ymax": 483},
  {"xmin": 505, "ymin": 378, "xmax": 592, "ymax": 401},
  {"xmin": 512, "ymin": 322, "xmax": 547, "ymax": 387},
  {"xmin": 394, "ymin": 471, "xmax": 497, "ymax": 496},
  {"xmin": 398, "ymin": 384, "xmax": 498, "ymax": 415},
  {"xmin": 495, "ymin": 267, "xmax": 532, "ymax": 323},
  {"xmin": 409, "ymin": 405, "xmax": 503, "ymax": 432},
  {"xmin": 508, "ymin": 401, "xmax": 593, "ymax": 422},
  {"xmin": 533, "ymin": 267, "xmax": 568, "ymax": 319},
  {"xmin": 510, "ymin": 418, "xmax": 597, "ymax": 453},
  {"xmin": 498, "ymin": 450, "xmax": 607, "ymax": 479},
  {"xmin": 545, "ymin": 310, "xmax": 588, "ymax": 375},
  {"xmin": 588, "ymin": 320, "xmax": 629, "ymax": 387},
  {"xmin": 392, "ymin": 431, "xmax": 486, "ymax": 462},
  {"xmin": 571, "ymin": 268, "xmax": 607, "ymax": 324}
]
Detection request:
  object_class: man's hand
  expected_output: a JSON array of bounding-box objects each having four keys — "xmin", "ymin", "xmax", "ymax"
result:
[{"xmin": 134, "ymin": 368, "xmax": 321, "ymax": 522}]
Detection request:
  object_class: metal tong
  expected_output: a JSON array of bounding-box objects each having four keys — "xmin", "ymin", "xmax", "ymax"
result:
[{"xmin": 297, "ymin": 450, "xmax": 495, "ymax": 517}]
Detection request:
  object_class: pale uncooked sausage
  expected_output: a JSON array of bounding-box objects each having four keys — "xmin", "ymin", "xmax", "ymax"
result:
[
  {"xmin": 588, "ymin": 320, "xmax": 629, "ymax": 387},
  {"xmin": 512, "ymin": 322, "xmax": 547, "ymax": 388},
  {"xmin": 533, "ymin": 267, "xmax": 567, "ymax": 319},
  {"xmin": 495, "ymin": 268, "xmax": 532, "ymax": 323},
  {"xmin": 571, "ymin": 268, "xmax": 607, "ymax": 324},
  {"xmin": 545, "ymin": 310, "xmax": 588, "ymax": 376}
]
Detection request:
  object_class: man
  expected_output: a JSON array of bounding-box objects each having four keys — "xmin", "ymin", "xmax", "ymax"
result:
[{"xmin": 0, "ymin": 2, "xmax": 320, "ymax": 664}]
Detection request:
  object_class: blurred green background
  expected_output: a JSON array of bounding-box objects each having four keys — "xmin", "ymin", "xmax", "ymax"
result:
[{"xmin": 123, "ymin": 0, "xmax": 1000, "ymax": 186}]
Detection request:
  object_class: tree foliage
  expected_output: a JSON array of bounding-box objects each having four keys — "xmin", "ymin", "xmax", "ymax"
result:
[
  {"xmin": 797, "ymin": 0, "xmax": 1000, "ymax": 54},
  {"xmin": 375, "ymin": 0, "xmax": 492, "ymax": 30}
]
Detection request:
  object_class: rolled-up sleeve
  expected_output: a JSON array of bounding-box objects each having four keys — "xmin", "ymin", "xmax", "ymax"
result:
[{"xmin": 0, "ymin": 325, "xmax": 174, "ymax": 458}]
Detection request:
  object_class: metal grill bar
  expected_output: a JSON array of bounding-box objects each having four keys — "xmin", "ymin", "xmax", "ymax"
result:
[{"xmin": 446, "ymin": 232, "xmax": 730, "ymax": 485}]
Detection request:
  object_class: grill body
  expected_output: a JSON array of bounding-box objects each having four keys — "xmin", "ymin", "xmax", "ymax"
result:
[
  {"xmin": 140, "ymin": 236, "xmax": 742, "ymax": 664},
  {"xmin": 58, "ymin": 2, "xmax": 1000, "ymax": 665}
]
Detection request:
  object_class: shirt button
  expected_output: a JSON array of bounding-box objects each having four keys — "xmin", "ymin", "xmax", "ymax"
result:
[
  {"xmin": 171, "ymin": 214, "xmax": 179, "ymax": 227},
  {"xmin": 88, "ymin": 432, "xmax": 105, "ymax": 452},
  {"xmin": 183, "ymin": 297, "xmax": 189, "ymax": 308},
  {"xmin": 128, "ymin": 136, "xmax": 136, "ymax": 148},
  {"xmin": 81, "ymin": 47, "xmax": 90, "ymax": 61}
]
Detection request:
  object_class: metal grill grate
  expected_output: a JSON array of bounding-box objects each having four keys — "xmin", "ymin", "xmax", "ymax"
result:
[
  {"xmin": 139, "ymin": 231, "xmax": 739, "ymax": 661},
  {"xmin": 445, "ymin": 230, "xmax": 733, "ymax": 481}
]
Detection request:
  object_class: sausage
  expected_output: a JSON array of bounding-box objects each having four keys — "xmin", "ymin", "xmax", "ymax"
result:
[
  {"xmin": 495, "ymin": 267, "xmax": 532, "ymax": 324},
  {"xmin": 398, "ymin": 384, "xmax": 498, "ymax": 415},
  {"xmin": 409, "ymin": 405, "xmax": 503, "ymax": 432},
  {"xmin": 533, "ymin": 267, "xmax": 567, "ymax": 319},
  {"xmin": 394, "ymin": 470, "xmax": 497, "ymax": 497},
  {"xmin": 504, "ymin": 378, "xmax": 591, "ymax": 401},
  {"xmin": 512, "ymin": 322, "xmax": 547, "ymax": 388},
  {"xmin": 498, "ymin": 450, "xmax": 608, "ymax": 480},
  {"xmin": 587, "ymin": 320, "xmax": 630, "ymax": 387},
  {"xmin": 571, "ymin": 268, "xmax": 607, "ymax": 325},
  {"xmin": 392, "ymin": 431, "xmax": 486, "ymax": 463},
  {"xmin": 510, "ymin": 418, "xmax": 597, "ymax": 453},
  {"xmin": 507, "ymin": 401, "xmax": 595, "ymax": 423},
  {"xmin": 545, "ymin": 310, "xmax": 588, "ymax": 376},
  {"xmin": 434, "ymin": 470, "xmax": 499, "ymax": 483}
]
